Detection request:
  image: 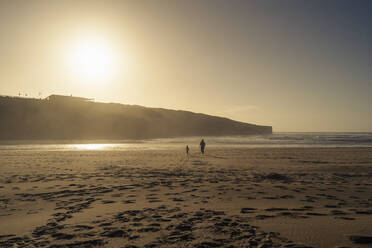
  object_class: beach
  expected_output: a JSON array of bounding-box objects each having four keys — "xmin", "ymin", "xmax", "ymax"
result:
[{"xmin": 0, "ymin": 147, "xmax": 371, "ymax": 247}]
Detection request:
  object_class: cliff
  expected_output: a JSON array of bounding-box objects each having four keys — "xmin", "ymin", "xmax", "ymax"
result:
[{"xmin": 0, "ymin": 95, "xmax": 272, "ymax": 140}]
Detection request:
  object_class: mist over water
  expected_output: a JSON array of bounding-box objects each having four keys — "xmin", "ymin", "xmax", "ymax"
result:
[
  {"xmin": 0, "ymin": 132, "xmax": 372, "ymax": 151},
  {"xmin": 151, "ymin": 132, "xmax": 372, "ymax": 148}
]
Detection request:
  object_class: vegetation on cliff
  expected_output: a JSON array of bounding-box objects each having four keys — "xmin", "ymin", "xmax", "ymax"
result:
[{"xmin": 0, "ymin": 95, "xmax": 272, "ymax": 140}]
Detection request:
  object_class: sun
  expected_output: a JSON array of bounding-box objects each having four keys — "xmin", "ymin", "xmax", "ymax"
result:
[{"xmin": 67, "ymin": 37, "xmax": 118, "ymax": 82}]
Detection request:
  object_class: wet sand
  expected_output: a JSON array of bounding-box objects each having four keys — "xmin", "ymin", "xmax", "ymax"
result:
[{"xmin": 0, "ymin": 147, "xmax": 371, "ymax": 247}]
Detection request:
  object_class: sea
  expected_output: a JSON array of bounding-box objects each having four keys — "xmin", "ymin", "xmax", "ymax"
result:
[{"xmin": 0, "ymin": 132, "xmax": 371, "ymax": 151}]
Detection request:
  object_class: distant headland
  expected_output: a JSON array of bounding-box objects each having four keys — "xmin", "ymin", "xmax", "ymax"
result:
[{"xmin": 0, "ymin": 94, "xmax": 272, "ymax": 140}]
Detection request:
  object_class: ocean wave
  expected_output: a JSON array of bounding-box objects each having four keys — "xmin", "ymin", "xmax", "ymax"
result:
[{"xmin": 0, "ymin": 133, "xmax": 372, "ymax": 150}]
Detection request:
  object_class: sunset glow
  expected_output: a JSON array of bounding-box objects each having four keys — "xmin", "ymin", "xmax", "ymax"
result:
[
  {"xmin": 66, "ymin": 37, "xmax": 118, "ymax": 83},
  {"xmin": 0, "ymin": 2, "xmax": 371, "ymax": 247},
  {"xmin": 0, "ymin": 0, "xmax": 371, "ymax": 131}
]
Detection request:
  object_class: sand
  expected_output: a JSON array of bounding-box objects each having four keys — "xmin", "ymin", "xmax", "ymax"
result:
[{"xmin": 0, "ymin": 147, "xmax": 371, "ymax": 248}]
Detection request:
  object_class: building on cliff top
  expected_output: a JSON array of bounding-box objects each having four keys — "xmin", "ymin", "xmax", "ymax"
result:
[{"xmin": 46, "ymin": 94, "xmax": 94, "ymax": 104}]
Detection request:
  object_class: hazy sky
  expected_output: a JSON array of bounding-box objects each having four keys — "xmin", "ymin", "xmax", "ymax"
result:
[{"xmin": 0, "ymin": 0, "xmax": 371, "ymax": 132}]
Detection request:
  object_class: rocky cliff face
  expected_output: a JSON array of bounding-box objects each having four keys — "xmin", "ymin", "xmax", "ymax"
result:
[{"xmin": 0, "ymin": 95, "xmax": 272, "ymax": 140}]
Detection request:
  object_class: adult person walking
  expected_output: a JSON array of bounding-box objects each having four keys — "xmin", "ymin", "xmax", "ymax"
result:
[{"xmin": 200, "ymin": 139, "xmax": 206, "ymax": 154}]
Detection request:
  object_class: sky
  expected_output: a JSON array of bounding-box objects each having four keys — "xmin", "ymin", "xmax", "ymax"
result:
[{"xmin": 0, "ymin": 0, "xmax": 371, "ymax": 132}]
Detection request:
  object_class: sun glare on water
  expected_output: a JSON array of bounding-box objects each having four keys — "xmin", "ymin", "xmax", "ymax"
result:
[{"xmin": 70, "ymin": 144, "xmax": 113, "ymax": 150}]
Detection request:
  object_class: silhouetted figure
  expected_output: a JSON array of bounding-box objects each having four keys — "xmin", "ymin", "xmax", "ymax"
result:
[
  {"xmin": 186, "ymin": 145, "xmax": 189, "ymax": 155},
  {"xmin": 200, "ymin": 139, "xmax": 206, "ymax": 154}
]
